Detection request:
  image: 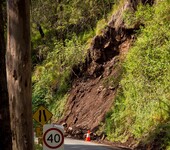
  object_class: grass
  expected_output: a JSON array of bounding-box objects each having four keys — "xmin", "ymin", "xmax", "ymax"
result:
[
  {"xmin": 34, "ymin": 144, "xmax": 42, "ymax": 150},
  {"xmin": 105, "ymin": 1, "xmax": 170, "ymax": 148}
]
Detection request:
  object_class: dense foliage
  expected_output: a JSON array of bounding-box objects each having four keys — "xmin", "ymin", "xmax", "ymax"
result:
[
  {"xmin": 31, "ymin": 0, "xmax": 115, "ymax": 118},
  {"xmin": 32, "ymin": 0, "xmax": 170, "ymax": 149},
  {"xmin": 105, "ymin": 1, "xmax": 170, "ymax": 149}
]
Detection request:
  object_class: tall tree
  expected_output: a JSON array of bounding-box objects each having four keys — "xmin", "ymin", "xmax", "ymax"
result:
[
  {"xmin": 0, "ymin": 1, "xmax": 12, "ymax": 149},
  {"xmin": 6, "ymin": 0, "xmax": 33, "ymax": 149}
]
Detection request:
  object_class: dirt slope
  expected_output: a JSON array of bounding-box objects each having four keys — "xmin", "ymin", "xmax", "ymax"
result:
[{"xmin": 59, "ymin": 0, "xmax": 153, "ymax": 139}]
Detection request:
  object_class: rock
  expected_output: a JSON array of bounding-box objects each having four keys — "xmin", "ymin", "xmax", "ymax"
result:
[
  {"xmin": 62, "ymin": 122, "xmax": 67, "ymax": 128},
  {"xmin": 97, "ymin": 86, "xmax": 104, "ymax": 93}
]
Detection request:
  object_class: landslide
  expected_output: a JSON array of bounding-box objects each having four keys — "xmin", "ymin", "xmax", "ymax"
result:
[{"xmin": 59, "ymin": 0, "xmax": 153, "ymax": 139}]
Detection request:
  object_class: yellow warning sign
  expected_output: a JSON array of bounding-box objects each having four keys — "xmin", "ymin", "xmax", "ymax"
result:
[
  {"xmin": 35, "ymin": 126, "xmax": 43, "ymax": 137},
  {"xmin": 33, "ymin": 106, "xmax": 53, "ymax": 126}
]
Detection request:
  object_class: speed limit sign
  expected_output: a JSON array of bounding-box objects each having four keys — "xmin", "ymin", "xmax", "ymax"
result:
[{"xmin": 43, "ymin": 124, "xmax": 64, "ymax": 150}]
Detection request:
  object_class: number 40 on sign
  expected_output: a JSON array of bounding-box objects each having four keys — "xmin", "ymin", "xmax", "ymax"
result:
[{"xmin": 43, "ymin": 124, "xmax": 64, "ymax": 150}]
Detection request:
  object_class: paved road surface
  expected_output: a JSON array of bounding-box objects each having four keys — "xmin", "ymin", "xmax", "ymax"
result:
[
  {"xmin": 64, "ymin": 138, "xmax": 122, "ymax": 150},
  {"xmin": 34, "ymin": 137, "xmax": 126, "ymax": 150}
]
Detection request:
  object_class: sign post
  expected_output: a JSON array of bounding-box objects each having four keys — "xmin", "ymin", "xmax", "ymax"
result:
[{"xmin": 43, "ymin": 124, "xmax": 64, "ymax": 150}]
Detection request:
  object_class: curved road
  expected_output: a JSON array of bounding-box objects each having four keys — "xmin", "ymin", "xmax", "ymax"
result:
[{"xmin": 64, "ymin": 138, "xmax": 122, "ymax": 150}]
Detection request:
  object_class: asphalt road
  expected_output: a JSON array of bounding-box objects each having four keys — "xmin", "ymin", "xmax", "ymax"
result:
[
  {"xmin": 64, "ymin": 138, "xmax": 122, "ymax": 150},
  {"xmin": 34, "ymin": 136, "xmax": 125, "ymax": 150}
]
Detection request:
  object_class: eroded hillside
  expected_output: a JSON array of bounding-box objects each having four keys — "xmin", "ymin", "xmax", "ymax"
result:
[
  {"xmin": 59, "ymin": 0, "xmax": 152, "ymax": 139},
  {"xmin": 32, "ymin": 0, "xmax": 170, "ymax": 149}
]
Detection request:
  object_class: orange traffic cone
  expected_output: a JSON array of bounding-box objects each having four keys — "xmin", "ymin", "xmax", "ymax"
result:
[{"xmin": 85, "ymin": 130, "xmax": 91, "ymax": 141}]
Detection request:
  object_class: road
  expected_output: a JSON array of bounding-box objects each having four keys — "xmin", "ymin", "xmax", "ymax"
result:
[
  {"xmin": 64, "ymin": 138, "xmax": 122, "ymax": 150},
  {"xmin": 34, "ymin": 136, "xmax": 125, "ymax": 150}
]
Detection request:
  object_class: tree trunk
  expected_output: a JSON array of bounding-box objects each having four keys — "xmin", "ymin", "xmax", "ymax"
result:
[
  {"xmin": 108, "ymin": 0, "xmax": 112, "ymax": 10},
  {"xmin": 0, "ymin": 1, "xmax": 12, "ymax": 150},
  {"xmin": 6, "ymin": 0, "xmax": 33, "ymax": 149}
]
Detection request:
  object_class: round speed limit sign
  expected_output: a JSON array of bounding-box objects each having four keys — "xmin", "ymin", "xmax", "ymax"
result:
[{"xmin": 43, "ymin": 124, "xmax": 64, "ymax": 150}]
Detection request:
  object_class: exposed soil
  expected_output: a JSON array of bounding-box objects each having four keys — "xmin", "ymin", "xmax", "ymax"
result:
[
  {"xmin": 59, "ymin": 27, "xmax": 134, "ymax": 139},
  {"xmin": 58, "ymin": 0, "xmax": 154, "ymax": 149},
  {"xmin": 58, "ymin": 0, "xmax": 136, "ymax": 140}
]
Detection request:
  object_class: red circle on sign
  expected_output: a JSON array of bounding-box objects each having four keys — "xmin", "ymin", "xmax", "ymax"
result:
[{"xmin": 43, "ymin": 128, "xmax": 64, "ymax": 149}]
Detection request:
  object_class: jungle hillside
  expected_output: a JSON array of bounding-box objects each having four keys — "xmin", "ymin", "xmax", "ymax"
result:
[{"xmin": 31, "ymin": 0, "xmax": 170, "ymax": 149}]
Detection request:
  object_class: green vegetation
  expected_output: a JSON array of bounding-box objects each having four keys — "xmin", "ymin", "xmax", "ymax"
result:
[
  {"xmin": 105, "ymin": 1, "xmax": 170, "ymax": 149},
  {"xmin": 34, "ymin": 144, "xmax": 42, "ymax": 150},
  {"xmin": 32, "ymin": 0, "xmax": 170, "ymax": 149},
  {"xmin": 31, "ymin": 0, "xmax": 115, "ymax": 120}
]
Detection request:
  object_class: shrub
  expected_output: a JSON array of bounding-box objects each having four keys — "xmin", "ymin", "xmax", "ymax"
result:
[{"xmin": 105, "ymin": 1, "xmax": 170, "ymax": 148}]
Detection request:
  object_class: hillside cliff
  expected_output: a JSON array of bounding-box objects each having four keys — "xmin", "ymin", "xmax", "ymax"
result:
[
  {"xmin": 59, "ymin": 0, "xmax": 153, "ymax": 141},
  {"xmin": 32, "ymin": 0, "xmax": 170, "ymax": 149}
]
